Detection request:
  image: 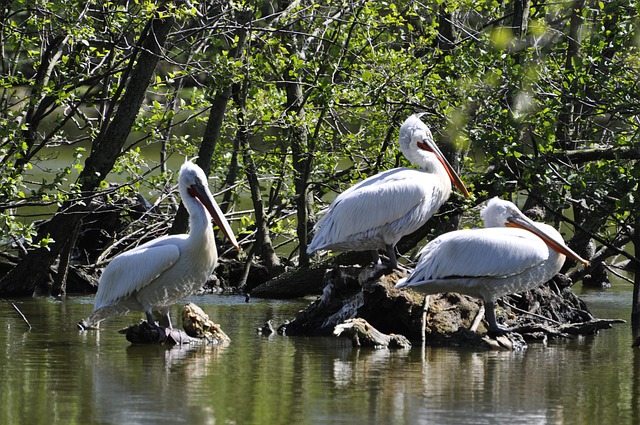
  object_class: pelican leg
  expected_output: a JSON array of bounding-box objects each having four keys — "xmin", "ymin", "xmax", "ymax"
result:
[
  {"xmin": 371, "ymin": 250, "xmax": 381, "ymax": 265},
  {"xmin": 164, "ymin": 313, "xmax": 173, "ymax": 329},
  {"xmin": 386, "ymin": 244, "xmax": 398, "ymax": 269},
  {"xmin": 145, "ymin": 310, "xmax": 158, "ymax": 327},
  {"xmin": 387, "ymin": 244, "xmax": 413, "ymax": 271},
  {"xmin": 484, "ymin": 301, "xmax": 510, "ymax": 335}
]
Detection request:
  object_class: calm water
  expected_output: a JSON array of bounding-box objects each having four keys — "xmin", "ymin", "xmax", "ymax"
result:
[{"xmin": 1, "ymin": 283, "xmax": 638, "ymax": 425}]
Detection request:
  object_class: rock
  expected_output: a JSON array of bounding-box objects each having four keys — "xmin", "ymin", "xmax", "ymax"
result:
[
  {"xmin": 258, "ymin": 320, "xmax": 275, "ymax": 336},
  {"xmin": 181, "ymin": 302, "xmax": 230, "ymax": 343},
  {"xmin": 119, "ymin": 321, "xmax": 194, "ymax": 345}
]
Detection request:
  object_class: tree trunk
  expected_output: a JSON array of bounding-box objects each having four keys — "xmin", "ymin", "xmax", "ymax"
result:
[
  {"xmin": 169, "ymin": 84, "xmax": 234, "ymax": 234},
  {"xmin": 14, "ymin": 35, "xmax": 67, "ymax": 168},
  {"xmin": 280, "ymin": 25, "xmax": 315, "ymax": 267},
  {"xmin": 0, "ymin": 14, "xmax": 175, "ymax": 296},
  {"xmin": 233, "ymin": 49, "xmax": 281, "ymax": 274},
  {"xmin": 531, "ymin": 0, "xmax": 592, "ymax": 274},
  {"xmin": 240, "ymin": 119, "xmax": 282, "ymax": 274},
  {"xmin": 286, "ymin": 80, "xmax": 312, "ymax": 267},
  {"xmin": 437, "ymin": 4, "xmax": 455, "ymax": 51},
  {"xmin": 219, "ymin": 133, "xmax": 241, "ymax": 215},
  {"xmin": 50, "ymin": 223, "xmax": 80, "ymax": 296},
  {"xmin": 511, "ymin": 0, "xmax": 530, "ymax": 38},
  {"xmin": 170, "ymin": 10, "xmax": 252, "ymax": 234}
]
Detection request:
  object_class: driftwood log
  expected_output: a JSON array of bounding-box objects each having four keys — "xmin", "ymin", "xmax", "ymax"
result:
[
  {"xmin": 250, "ymin": 264, "xmax": 328, "ymax": 298},
  {"xmin": 120, "ymin": 302, "xmax": 230, "ymax": 346},
  {"xmin": 274, "ymin": 264, "xmax": 624, "ymax": 350},
  {"xmin": 334, "ymin": 318, "xmax": 412, "ymax": 349}
]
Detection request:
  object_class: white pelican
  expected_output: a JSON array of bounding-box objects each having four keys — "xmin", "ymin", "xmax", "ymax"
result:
[
  {"xmin": 79, "ymin": 161, "xmax": 239, "ymax": 329},
  {"xmin": 307, "ymin": 114, "xmax": 470, "ymax": 268},
  {"xmin": 395, "ymin": 197, "xmax": 589, "ymax": 333}
]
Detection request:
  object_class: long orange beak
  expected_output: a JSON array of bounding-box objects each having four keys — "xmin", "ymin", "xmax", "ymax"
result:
[
  {"xmin": 506, "ymin": 216, "xmax": 589, "ymax": 266},
  {"xmin": 418, "ymin": 138, "xmax": 471, "ymax": 198}
]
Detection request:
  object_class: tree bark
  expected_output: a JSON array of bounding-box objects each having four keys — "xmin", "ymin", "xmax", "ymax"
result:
[
  {"xmin": 279, "ymin": 10, "xmax": 314, "ymax": 267},
  {"xmin": 437, "ymin": 4, "xmax": 455, "ymax": 51},
  {"xmin": 511, "ymin": 0, "xmax": 530, "ymax": 38},
  {"xmin": 226, "ymin": 42, "xmax": 281, "ymax": 274},
  {"xmin": 240, "ymin": 116, "xmax": 282, "ymax": 274},
  {"xmin": 286, "ymin": 79, "xmax": 312, "ymax": 267},
  {"xmin": 170, "ymin": 10, "xmax": 253, "ymax": 234},
  {"xmin": 0, "ymin": 14, "xmax": 175, "ymax": 295}
]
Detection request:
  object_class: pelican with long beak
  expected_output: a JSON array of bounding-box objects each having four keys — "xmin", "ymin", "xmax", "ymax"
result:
[
  {"xmin": 307, "ymin": 114, "xmax": 470, "ymax": 268},
  {"xmin": 79, "ymin": 161, "xmax": 239, "ymax": 329},
  {"xmin": 396, "ymin": 197, "xmax": 589, "ymax": 333}
]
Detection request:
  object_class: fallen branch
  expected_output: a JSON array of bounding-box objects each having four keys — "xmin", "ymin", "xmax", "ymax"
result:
[
  {"xmin": 510, "ymin": 318, "xmax": 625, "ymax": 339},
  {"xmin": 334, "ymin": 318, "xmax": 411, "ymax": 349},
  {"xmin": 470, "ymin": 304, "xmax": 485, "ymax": 333}
]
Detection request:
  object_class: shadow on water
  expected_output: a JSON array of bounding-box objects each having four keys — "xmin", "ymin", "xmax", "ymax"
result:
[{"xmin": 0, "ymin": 284, "xmax": 638, "ymax": 425}]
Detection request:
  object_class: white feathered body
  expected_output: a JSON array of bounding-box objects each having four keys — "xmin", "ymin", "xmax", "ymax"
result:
[
  {"xmin": 396, "ymin": 223, "xmax": 567, "ymax": 302},
  {"xmin": 92, "ymin": 227, "xmax": 217, "ymax": 318},
  {"xmin": 307, "ymin": 167, "xmax": 452, "ymax": 253}
]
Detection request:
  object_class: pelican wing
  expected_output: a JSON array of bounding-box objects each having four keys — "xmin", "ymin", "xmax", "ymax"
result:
[
  {"xmin": 398, "ymin": 227, "xmax": 549, "ymax": 286},
  {"xmin": 93, "ymin": 238, "xmax": 181, "ymax": 311},
  {"xmin": 310, "ymin": 168, "xmax": 445, "ymax": 249}
]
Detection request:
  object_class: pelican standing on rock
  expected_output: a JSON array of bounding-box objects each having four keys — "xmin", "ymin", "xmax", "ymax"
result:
[
  {"xmin": 79, "ymin": 161, "xmax": 239, "ymax": 330},
  {"xmin": 395, "ymin": 197, "xmax": 589, "ymax": 333},
  {"xmin": 307, "ymin": 114, "xmax": 471, "ymax": 269}
]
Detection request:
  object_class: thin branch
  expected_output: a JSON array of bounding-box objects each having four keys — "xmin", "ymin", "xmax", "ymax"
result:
[
  {"xmin": 12, "ymin": 303, "xmax": 32, "ymax": 330},
  {"xmin": 501, "ymin": 299, "xmax": 563, "ymax": 325}
]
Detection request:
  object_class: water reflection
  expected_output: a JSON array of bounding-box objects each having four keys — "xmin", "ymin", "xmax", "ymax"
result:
[
  {"xmin": 0, "ymin": 288, "xmax": 638, "ymax": 424},
  {"xmin": 90, "ymin": 344, "xmax": 226, "ymax": 425}
]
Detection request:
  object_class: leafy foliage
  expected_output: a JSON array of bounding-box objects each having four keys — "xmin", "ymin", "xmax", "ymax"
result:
[{"xmin": 0, "ymin": 0, "xmax": 638, "ymax": 282}]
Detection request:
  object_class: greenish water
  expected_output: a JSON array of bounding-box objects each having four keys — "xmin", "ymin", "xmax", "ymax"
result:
[{"xmin": 0, "ymin": 284, "xmax": 638, "ymax": 425}]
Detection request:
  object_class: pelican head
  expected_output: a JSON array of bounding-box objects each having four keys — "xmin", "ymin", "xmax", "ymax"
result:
[
  {"xmin": 399, "ymin": 114, "xmax": 470, "ymax": 198},
  {"xmin": 481, "ymin": 197, "xmax": 589, "ymax": 266},
  {"xmin": 480, "ymin": 197, "xmax": 523, "ymax": 228},
  {"xmin": 179, "ymin": 162, "xmax": 239, "ymax": 250}
]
